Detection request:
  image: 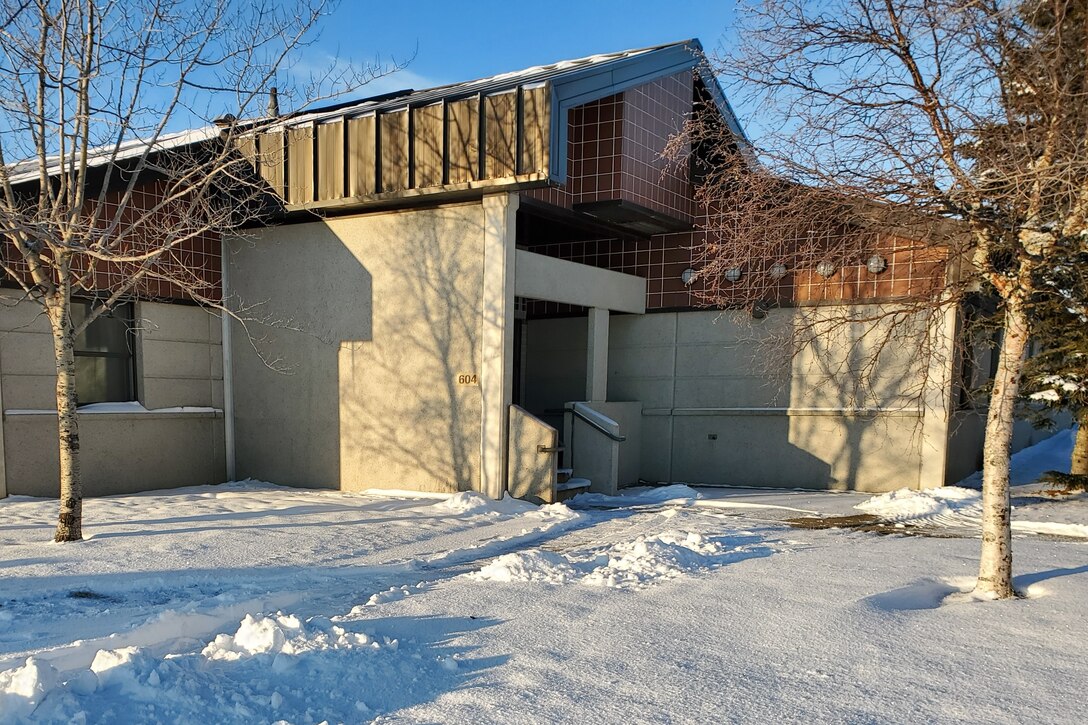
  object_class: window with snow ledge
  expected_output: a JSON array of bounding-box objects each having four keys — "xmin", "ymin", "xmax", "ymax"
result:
[{"xmin": 72, "ymin": 300, "xmax": 136, "ymax": 406}]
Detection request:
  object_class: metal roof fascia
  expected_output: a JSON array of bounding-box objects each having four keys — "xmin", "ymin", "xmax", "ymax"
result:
[{"xmin": 694, "ymin": 64, "xmax": 751, "ymax": 148}]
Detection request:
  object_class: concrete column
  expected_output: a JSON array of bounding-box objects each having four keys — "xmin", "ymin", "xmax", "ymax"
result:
[
  {"xmin": 479, "ymin": 192, "xmax": 519, "ymax": 499},
  {"xmin": 221, "ymin": 239, "xmax": 236, "ymax": 481},
  {"xmin": 0, "ymin": 337, "xmax": 6, "ymax": 498},
  {"xmin": 586, "ymin": 307, "xmax": 609, "ymax": 403},
  {"xmin": 917, "ymin": 302, "xmax": 959, "ymax": 489}
]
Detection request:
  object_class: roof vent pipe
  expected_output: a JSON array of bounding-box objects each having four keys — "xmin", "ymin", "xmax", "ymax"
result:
[{"xmin": 267, "ymin": 87, "xmax": 279, "ymax": 117}]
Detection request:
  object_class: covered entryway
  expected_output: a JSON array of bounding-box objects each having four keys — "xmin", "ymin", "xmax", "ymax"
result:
[{"xmin": 505, "ymin": 245, "xmax": 646, "ymax": 503}]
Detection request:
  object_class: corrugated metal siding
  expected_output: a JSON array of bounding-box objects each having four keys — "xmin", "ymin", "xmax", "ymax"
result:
[
  {"xmin": 347, "ymin": 115, "xmax": 376, "ymax": 196},
  {"xmin": 379, "ymin": 109, "xmax": 409, "ymax": 193},
  {"xmin": 520, "ymin": 85, "xmax": 550, "ymax": 175},
  {"xmin": 258, "ymin": 84, "xmax": 552, "ymax": 208},
  {"xmin": 447, "ymin": 97, "xmax": 479, "ymax": 184},
  {"xmin": 484, "ymin": 91, "xmax": 518, "ymax": 179},
  {"xmin": 257, "ymin": 131, "xmax": 284, "ymax": 197},
  {"xmin": 412, "ymin": 102, "xmax": 444, "ymax": 188},
  {"xmin": 286, "ymin": 125, "xmax": 314, "ymax": 204},
  {"xmin": 316, "ymin": 121, "xmax": 344, "ymax": 201}
]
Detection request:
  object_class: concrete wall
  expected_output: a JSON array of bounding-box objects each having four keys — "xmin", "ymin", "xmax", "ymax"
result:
[
  {"xmin": 514, "ymin": 250, "xmax": 646, "ymax": 314},
  {"xmin": 945, "ymin": 409, "xmax": 1072, "ymax": 485},
  {"xmin": 227, "ymin": 201, "xmax": 490, "ymax": 492},
  {"xmin": 0, "ymin": 298, "xmax": 225, "ymax": 497},
  {"xmin": 524, "ymin": 306, "xmax": 942, "ymax": 492}
]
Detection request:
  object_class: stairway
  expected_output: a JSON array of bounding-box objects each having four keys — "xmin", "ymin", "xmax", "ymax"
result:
[{"xmin": 555, "ymin": 467, "xmax": 591, "ymax": 501}]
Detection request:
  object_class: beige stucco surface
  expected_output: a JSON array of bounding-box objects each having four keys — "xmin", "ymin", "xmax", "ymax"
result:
[
  {"xmin": 507, "ymin": 405, "xmax": 558, "ymax": 503},
  {"xmin": 514, "ymin": 250, "xmax": 647, "ymax": 314},
  {"xmin": 0, "ymin": 298, "xmax": 225, "ymax": 497},
  {"xmin": 227, "ymin": 201, "xmax": 490, "ymax": 492},
  {"xmin": 524, "ymin": 307, "xmax": 944, "ymax": 492},
  {"xmin": 4, "ymin": 411, "xmax": 224, "ymax": 497}
]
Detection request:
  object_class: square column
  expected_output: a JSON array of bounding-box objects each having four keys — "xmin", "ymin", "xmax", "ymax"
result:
[
  {"xmin": 479, "ymin": 192, "xmax": 519, "ymax": 499},
  {"xmin": 586, "ymin": 307, "xmax": 609, "ymax": 403}
]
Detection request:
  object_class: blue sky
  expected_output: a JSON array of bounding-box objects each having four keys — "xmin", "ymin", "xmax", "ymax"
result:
[{"xmin": 309, "ymin": 1, "xmax": 739, "ymax": 100}]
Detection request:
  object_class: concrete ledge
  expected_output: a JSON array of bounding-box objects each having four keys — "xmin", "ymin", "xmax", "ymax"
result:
[
  {"xmin": 643, "ymin": 407, "xmax": 924, "ymax": 418},
  {"xmin": 514, "ymin": 249, "xmax": 646, "ymax": 313},
  {"xmin": 5, "ymin": 410, "xmax": 223, "ymax": 420}
]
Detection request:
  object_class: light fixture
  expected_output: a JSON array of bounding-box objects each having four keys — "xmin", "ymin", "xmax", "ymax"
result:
[
  {"xmin": 681, "ymin": 268, "xmax": 697, "ymax": 285},
  {"xmin": 816, "ymin": 260, "xmax": 836, "ymax": 278},
  {"xmin": 866, "ymin": 254, "xmax": 887, "ymax": 274},
  {"xmin": 769, "ymin": 262, "xmax": 787, "ymax": 279},
  {"xmin": 724, "ymin": 267, "xmax": 743, "ymax": 283}
]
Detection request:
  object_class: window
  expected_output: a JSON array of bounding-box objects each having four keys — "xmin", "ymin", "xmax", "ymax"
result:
[{"xmin": 73, "ymin": 300, "xmax": 136, "ymax": 405}]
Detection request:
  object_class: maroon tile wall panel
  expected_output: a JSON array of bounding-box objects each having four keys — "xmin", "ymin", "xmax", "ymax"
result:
[
  {"xmin": 618, "ymin": 72, "xmax": 694, "ymax": 221},
  {"xmin": 2, "ymin": 181, "xmax": 222, "ymax": 303},
  {"xmin": 522, "ymin": 72, "xmax": 945, "ymax": 315}
]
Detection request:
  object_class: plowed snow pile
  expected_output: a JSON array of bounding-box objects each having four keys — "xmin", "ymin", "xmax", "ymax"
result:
[{"xmin": 473, "ymin": 530, "xmax": 776, "ymax": 589}]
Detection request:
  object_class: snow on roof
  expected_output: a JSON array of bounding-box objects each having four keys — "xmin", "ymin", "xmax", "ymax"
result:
[
  {"xmin": 4, "ymin": 125, "xmax": 220, "ymax": 187},
  {"xmin": 282, "ymin": 39, "xmax": 701, "ymax": 128},
  {"xmin": 4, "ymin": 40, "xmax": 740, "ymax": 186}
]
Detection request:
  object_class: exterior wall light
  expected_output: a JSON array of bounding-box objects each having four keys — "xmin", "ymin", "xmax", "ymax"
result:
[
  {"xmin": 724, "ymin": 267, "xmax": 743, "ymax": 283},
  {"xmin": 866, "ymin": 254, "xmax": 887, "ymax": 274},
  {"xmin": 769, "ymin": 262, "xmax": 787, "ymax": 279},
  {"xmin": 816, "ymin": 260, "xmax": 836, "ymax": 278},
  {"xmin": 681, "ymin": 268, "xmax": 697, "ymax": 285}
]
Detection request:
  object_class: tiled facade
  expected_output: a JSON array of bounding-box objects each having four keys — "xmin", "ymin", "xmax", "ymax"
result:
[
  {"xmin": 524, "ymin": 72, "xmax": 693, "ymax": 222},
  {"xmin": 522, "ymin": 73, "xmax": 945, "ymax": 315},
  {"xmin": 618, "ymin": 73, "xmax": 694, "ymax": 221},
  {"xmin": 3, "ymin": 181, "xmax": 222, "ymax": 302}
]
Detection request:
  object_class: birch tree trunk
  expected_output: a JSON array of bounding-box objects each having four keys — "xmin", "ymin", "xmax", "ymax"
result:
[
  {"xmin": 1072, "ymin": 409, "xmax": 1088, "ymax": 477},
  {"xmin": 47, "ymin": 289, "xmax": 83, "ymax": 543},
  {"xmin": 976, "ymin": 296, "xmax": 1031, "ymax": 598}
]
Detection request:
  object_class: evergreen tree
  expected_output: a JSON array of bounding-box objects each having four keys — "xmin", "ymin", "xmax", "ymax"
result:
[{"xmin": 1022, "ymin": 240, "xmax": 1088, "ymax": 478}]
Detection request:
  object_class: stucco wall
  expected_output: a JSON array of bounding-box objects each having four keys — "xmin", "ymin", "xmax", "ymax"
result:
[
  {"xmin": 524, "ymin": 306, "xmax": 938, "ymax": 492},
  {"xmin": 227, "ymin": 202, "xmax": 488, "ymax": 492},
  {"xmin": 0, "ymin": 297, "xmax": 225, "ymax": 497}
]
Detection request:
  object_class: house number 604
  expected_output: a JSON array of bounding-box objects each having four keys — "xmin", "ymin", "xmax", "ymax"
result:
[{"xmin": 456, "ymin": 373, "xmax": 479, "ymax": 385}]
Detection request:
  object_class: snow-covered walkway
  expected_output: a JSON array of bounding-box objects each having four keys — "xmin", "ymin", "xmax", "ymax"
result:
[{"xmin": 1, "ymin": 436, "xmax": 1087, "ymax": 723}]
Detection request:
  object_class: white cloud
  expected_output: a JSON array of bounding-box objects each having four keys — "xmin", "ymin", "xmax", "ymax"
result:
[{"xmin": 284, "ymin": 52, "xmax": 447, "ymax": 107}]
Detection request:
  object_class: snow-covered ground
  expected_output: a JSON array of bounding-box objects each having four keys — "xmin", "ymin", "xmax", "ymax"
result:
[
  {"xmin": 1, "ymin": 435, "xmax": 1086, "ymax": 723},
  {"xmin": 857, "ymin": 428, "xmax": 1088, "ymax": 538}
]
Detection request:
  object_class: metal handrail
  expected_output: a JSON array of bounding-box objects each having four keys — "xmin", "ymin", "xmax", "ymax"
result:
[{"xmin": 570, "ymin": 405, "xmax": 626, "ymax": 442}]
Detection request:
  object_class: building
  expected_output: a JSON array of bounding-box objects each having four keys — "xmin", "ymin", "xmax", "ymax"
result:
[{"xmin": 0, "ymin": 40, "xmax": 1059, "ymax": 501}]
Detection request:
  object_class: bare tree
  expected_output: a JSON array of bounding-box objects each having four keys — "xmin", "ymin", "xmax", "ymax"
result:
[
  {"xmin": 676, "ymin": 0, "xmax": 1088, "ymax": 598},
  {"xmin": 0, "ymin": 0, "xmax": 386, "ymax": 542}
]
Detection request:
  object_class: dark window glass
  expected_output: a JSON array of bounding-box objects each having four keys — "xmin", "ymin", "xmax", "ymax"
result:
[{"xmin": 72, "ymin": 301, "xmax": 135, "ymax": 405}]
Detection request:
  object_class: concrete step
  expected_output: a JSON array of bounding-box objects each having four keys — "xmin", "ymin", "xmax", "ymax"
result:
[
  {"xmin": 556, "ymin": 477, "xmax": 591, "ymax": 503},
  {"xmin": 556, "ymin": 477, "xmax": 591, "ymax": 493},
  {"xmin": 557, "ymin": 467, "xmax": 574, "ymax": 484}
]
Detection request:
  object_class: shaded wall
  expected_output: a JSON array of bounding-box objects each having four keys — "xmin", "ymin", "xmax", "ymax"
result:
[
  {"xmin": 945, "ymin": 410, "xmax": 1072, "ymax": 485},
  {"xmin": 0, "ymin": 298, "xmax": 225, "ymax": 497},
  {"xmin": 228, "ymin": 202, "xmax": 487, "ymax": 492}
]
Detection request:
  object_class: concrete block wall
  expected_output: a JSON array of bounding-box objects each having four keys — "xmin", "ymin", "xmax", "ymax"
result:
[
  {"xmin": 524, "ymin": 307, "xmax": 939, "ymax": 492},
  {"xmin": 0, "ymin": 295, "xmax": 226, "ymax": 497},
  {"xmin": 138, "ymin": 301, "xmax": 225, "ymax": 410}
]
